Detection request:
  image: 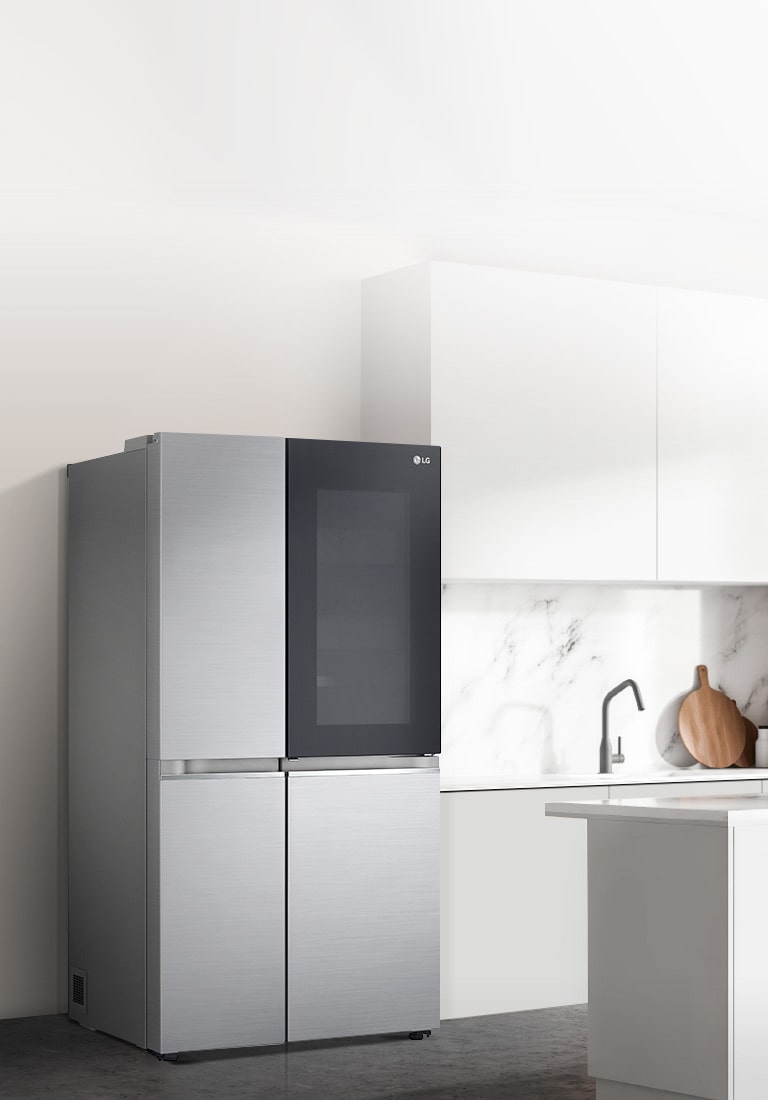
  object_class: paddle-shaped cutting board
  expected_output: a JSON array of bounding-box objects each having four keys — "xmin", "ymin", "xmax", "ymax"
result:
[{"xmin": 678, "ymin": 665, "xmax": 746, "ymax": 768}]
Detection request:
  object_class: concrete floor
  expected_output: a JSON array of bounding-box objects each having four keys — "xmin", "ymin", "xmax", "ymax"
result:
[{"xmin": 0, "ymin": 1006, "xmax": 592, "ymax": 1100}]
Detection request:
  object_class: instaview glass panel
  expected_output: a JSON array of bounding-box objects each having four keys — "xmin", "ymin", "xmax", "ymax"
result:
[{"xmin": 316, "ymin": 489, "xmax": 410, "ymax": 726}]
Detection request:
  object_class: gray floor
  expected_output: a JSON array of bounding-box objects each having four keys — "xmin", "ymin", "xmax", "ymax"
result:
[{"xmin": 0, "ymin": 1006, "xmax": 592, "ymax": 1100}]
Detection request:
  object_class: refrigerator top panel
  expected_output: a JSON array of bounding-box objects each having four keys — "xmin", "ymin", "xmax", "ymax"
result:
[{"xmin": 287, "ymin": 438, "xmax": 440, "ymax": 758}]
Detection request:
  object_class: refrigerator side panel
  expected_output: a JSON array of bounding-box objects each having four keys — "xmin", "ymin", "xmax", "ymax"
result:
[
  {"xmin": 146, "ymin": 437, "xmax": 161, "ymax": 762},
  {"xmin": 146, "ymin": 442, "xmax": 161, "ymax": 1049},
  {"xmin": 68, "ymin": 449, "xmax": 147, "ymax": 1048},
  {"xmin": 146, "ymin": 762, "xmax": 161, "ymax": 1052},
  {"xmin": 158, "ymin": 433, "xmax": 285, "ymax": 759},
  {"xmin": 158, "ymin": 773, "xmax": 286, "ymax": 1053},
  {"xmin": 288, "ymin": 770, "xmax": 440, "ymax": 1041}
]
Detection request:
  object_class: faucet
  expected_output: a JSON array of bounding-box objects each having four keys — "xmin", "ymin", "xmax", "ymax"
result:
[{"xmin": 600, "ymin": 679, "xmax": 645, "ymax": 773}]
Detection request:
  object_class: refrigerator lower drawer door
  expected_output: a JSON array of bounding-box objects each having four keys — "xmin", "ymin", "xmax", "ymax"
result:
[
  {"xmin": 288, "ymin": 769, "xmax": 439, "ymax": 1042},
  {"xmin": 154, "ymin": 773, "xmax": 285, "ymax": 1053}
]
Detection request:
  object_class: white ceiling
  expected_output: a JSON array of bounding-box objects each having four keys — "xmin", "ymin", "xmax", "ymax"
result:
[{"xmin": 2, "ymin": 0, "xmax": 768, "ymax": 291}]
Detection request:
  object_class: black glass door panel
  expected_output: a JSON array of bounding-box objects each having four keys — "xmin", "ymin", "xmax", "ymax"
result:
[
  {"xmin": 316, "ymin": 489, "xmax": 410, "ymax": 727},
  {"xmin": 287, "ymin": 439, "xmax": 440, "ymax": 757}
]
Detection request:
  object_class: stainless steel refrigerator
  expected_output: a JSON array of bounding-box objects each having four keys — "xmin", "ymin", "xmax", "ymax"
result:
[{"xmin": 68, "ymin": 433, "xmax": 440, "ymax": 1056}]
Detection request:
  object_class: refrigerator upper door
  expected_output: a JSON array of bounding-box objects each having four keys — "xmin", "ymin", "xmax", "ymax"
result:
[
  {"xmin": 287, "ymin": 438, "xmax": 440, "ymax": 757},
  {"xmin": 153, "ymin": 433, "xmax": 285, "ymax": 760}
]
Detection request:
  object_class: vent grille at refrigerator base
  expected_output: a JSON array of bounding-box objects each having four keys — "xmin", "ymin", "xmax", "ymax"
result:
[{"xmin": 71, "ymin": 969, "xmax": 87, "ymax": 1011}]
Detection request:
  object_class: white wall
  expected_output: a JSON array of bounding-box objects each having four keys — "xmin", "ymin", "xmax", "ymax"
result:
[
  {"xmin": 0, "ymin": 204, "xmax": 423, "ymax": 1018},
  {"xmin": 4, "ymin": 0, "xmax": 768, "ymax": 1020}
]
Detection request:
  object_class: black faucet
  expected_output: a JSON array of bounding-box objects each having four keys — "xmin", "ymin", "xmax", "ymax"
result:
[{"xmin": 600, "ymin": 679, "xmax": 645, "ymax": 773}]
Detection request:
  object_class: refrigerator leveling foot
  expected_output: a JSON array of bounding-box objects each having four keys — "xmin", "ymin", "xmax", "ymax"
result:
[
  {"xmin": 408, "ymin": 1030, "xmax": 432, "ymax": 1040},
  {"xmin": 148, "ymin": 1050, "xmax": 180, "ymax": 1062}
]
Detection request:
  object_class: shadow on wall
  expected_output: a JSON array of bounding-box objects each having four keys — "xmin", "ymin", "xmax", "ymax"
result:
[
  {"xmin": 655, "ymin": 681, "xmax": 698, "ymax": 768},
  {"xmin": 699, "ymin": 587, "xmax": 768, "ymax": 723},
  {"xmin": 0, "ymin": 468, "xmax": 68, "ymax": 1016}
]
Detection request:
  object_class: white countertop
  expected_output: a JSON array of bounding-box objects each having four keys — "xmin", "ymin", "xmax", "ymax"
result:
[
  {"xmin": 440, "ymin": 768, "xmax": 768, "ymax": 792},
  {"xmin": 545, "ymin": 793, "xmax": 768, "ymax": 826}
]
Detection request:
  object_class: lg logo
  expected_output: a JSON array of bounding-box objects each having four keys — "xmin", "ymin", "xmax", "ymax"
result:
[{"xmin": 412, "ymin": 455, "xmax": 431, "ymax": 465}]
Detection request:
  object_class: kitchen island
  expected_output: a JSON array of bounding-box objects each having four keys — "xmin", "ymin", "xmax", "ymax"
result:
[{"xmin": 545, "ymin": 795, "xmax": 768, "ymax": 1100}]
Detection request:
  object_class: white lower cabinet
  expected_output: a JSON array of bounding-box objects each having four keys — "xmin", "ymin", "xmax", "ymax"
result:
[
  {"xmin": 440, "ymin": 786, "xmax": 601, "ymax": 1020},
  {"xmin": 440, "ymin": 780, "xmax": 764, "ymax": 1021}
]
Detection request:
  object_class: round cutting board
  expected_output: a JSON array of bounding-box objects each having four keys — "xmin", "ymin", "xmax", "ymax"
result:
[
  {"xmin": 678, "ymin": 666, "xmax": 746, "ymax": 768},
  {"xmin": 735, "ymin": 713, "xmax": 758, "ymax": 768}
]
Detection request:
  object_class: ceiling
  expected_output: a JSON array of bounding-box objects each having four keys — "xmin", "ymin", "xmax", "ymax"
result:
[{"xmin": 2, "ymin": 0, "xmax": 767, "ymax": 292}]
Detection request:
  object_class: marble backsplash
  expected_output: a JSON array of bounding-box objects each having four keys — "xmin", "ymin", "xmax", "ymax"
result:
[{"xmin": 440, "ymin": 584, "xmax": 768, "ymax": 779}]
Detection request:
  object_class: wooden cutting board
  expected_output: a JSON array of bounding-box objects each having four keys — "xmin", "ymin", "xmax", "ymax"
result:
[
  {"xmin": 678, "ymin": 666, "xmax": 746, "ymax": 768},
  {"xmin": 735, "ymin": 712, "xmax": 758, "ymax": 768}
]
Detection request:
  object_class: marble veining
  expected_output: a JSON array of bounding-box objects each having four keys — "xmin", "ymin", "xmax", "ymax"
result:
[{"xmin": 441, "ymin": 585, "xmax": 768, "ymax": 780}]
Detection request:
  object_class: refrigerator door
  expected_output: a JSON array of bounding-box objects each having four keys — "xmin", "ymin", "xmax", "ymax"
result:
[
  {"xmin": 152, "ymin": 433, "xmax": 285, "ymax": 760},
  {"xmin": 152, "ymin": 772, "xmax": 285, "ymax": 1053},
  {"xmin": 287, "ymin": 438, "xmax": 440, "ymax": 757},
  {"xmin": 287, "ymin": 769, "xmax": 440, "ymax": 1041}
]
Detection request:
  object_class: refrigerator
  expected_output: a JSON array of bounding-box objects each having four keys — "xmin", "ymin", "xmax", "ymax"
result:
[{"xmin": 68, "ymin": 432, "xmax": 440, "ymax": 1055}]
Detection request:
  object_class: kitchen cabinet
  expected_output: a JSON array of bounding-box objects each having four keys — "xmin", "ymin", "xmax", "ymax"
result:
[
  {"xmin": 440, "ymin": 786, "xmax": 601, "ymax": 1019},
  {"xmin": 440, "ymin": 778, "xmax": 763, "ymax": 1021},
  {"xmin": 362, "ymin": 262, "xmax": 657, "ymax": 581},
  {"xmin": 364, "ymin": 264, "xmax": 768, "ymax": 584},
  {"xmin": 658, "ymin": 288, "xmax": 768, "ymax": 583}
]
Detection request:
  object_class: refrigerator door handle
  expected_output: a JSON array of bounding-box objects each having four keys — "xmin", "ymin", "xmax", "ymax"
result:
[
  {"xmin": 281, "ymin": 755, "xmax": 438, "ymax": 773},
  {"xmin": 285, "ymin": 767, "xmax": 439, "ymax": 777},
  {"xmin": 160, "ymin": 772, "xmax": 284, "ymax": 780},
  {"xmin": 159, "ymin": 758, "xmax": 281, "ymax": 777}
]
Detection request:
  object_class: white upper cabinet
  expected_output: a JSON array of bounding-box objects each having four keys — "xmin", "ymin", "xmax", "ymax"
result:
[
  {"xmin": 363, "ymin": 262, "xmax": 657, "ymax": 581},
  {"xmin": 658, "ymin": 289, "xmax": 768, "ymax": 583}
]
